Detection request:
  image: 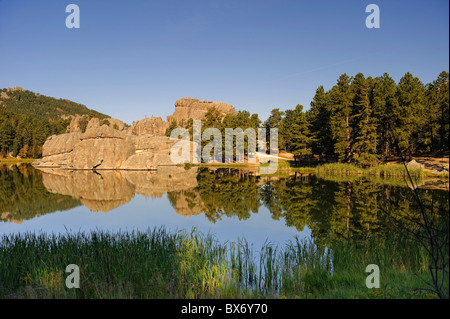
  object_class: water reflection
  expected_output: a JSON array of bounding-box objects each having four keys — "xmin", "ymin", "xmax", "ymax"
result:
[
  {"xmin": 39, "ymin": 166, "xmax": 199, "ymax": 213},
  {"xmin": 0, "ymin": 164, "xmax": 80, "ymax": 223},
  {"xmin": 1, "ymin": 164, "xmax": 448, "ymax": 246}
]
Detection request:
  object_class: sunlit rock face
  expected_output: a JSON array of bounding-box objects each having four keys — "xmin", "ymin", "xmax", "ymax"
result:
[
  {"xmin": 33, "ymin": 127, "xmax": 176, "ymax": 170},
  {"xmin": 167, "ymin": 97, "xmax": 237, "ymax": 126},
  {"xmin": 130, "ymin": 117, "xmax": 169, "ymax": 137},
  {"xmin": 33, "ymin": 97, "xmax": 234, "ymax": 170}
]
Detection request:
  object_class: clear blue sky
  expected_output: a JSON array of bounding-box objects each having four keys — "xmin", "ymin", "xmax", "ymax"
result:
[{"xmin": 0, "ymin": 0, "xmax": 448, "ymax": 124}]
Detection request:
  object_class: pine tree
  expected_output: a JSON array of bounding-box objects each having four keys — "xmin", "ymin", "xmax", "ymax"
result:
[
  {"xmin": 352, "ymin": 79, "xmax": 379, "ymax": 166},
  {"xmin": 393, "ymin": 72, "xmax": 426, "ymax": 157},
  {"xmin": 329, "ymin": 74, "xmax": 354, "ymax": 162},
  {"xmin": 308, "ymin": 86, "xmax": 334, "ymax": 161},
  {"xmin": 426, "ymin": 71, "xmax": 449, "ymax": 153},
  {"xmin": 265, "ymin": 108, "xmax": 285, "ymax": 151},
  {"xmin": 0, "ymin": 119, "xmax": 15, "ymax": 155},
  {"xmin": 282, "ymin": 105, "xmax": 313, "ymax": 164},
  {"xmin": 371, "ymin": 73, "xmax": 398, "ymax": 159}
]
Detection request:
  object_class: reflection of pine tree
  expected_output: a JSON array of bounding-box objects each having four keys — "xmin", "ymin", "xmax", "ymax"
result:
[
  {"xmin": 260, "ymin": 179, "xmax": 284, "ymax": 221},
  {"xmin": 280, "ymin": 175, "xmax": 315, "ymax": 232},
  {"xmin": 195, "ymin": 168, "xmax": 261, "ymax": 222},
  {"xmin": 330, "ymin": 182, "xmax": 354, "ymax": 240},
  {"xmin": 351, "ymin": 180, "xmax": 381, "ymax": 236},
  {"xmin": 308, "ymin": 179, "xmax": 338, "ymax": 247}
]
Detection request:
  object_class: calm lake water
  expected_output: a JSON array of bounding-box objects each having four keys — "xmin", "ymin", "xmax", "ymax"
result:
[{"xmin": 0, "ymin": 164, "xmax": 448, "ymax": 251}]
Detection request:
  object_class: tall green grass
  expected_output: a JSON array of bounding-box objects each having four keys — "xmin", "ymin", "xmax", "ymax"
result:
[
  {"xmin": 0, "ymin": 228, "xmax": 445, "ymax": 299},
  {"xmin": 316, "ymin": 163, "xmax": 363, "ymax": 175},
  {"xmin": 315, "ymin": 163, "xmax": 424, "ymax": 179}
]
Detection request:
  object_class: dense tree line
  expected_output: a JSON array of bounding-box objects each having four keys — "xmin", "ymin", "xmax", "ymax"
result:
[
  {"xmin": 166, "ymin": 108, "xmax": 261, "ymax": 162},
  {"xmin": 0, "ymin": 88, "xmax": 109, "ymax": 158},
  {"xmin": 0, "ymin": 107, "xmax": 71, "ymax": 158},
  {"xmin": 166, "ymin": 71, "xmax": 448, "ymax": 166},
  {"xmin": 277, "ymin": 71, "xmax": 449, "ymax": 165}
]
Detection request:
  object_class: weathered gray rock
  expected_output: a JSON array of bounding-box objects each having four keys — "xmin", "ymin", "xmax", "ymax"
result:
[
  {"xmin": 35, "ymin": 126, "xmax": 134, "ymax": 170},
  {"xmin": 72, "ymin": 126, "xmax": 135, "ymax": 170},
  {"xmin": 407, "ymin": 159, "xmax": 449, "ymax": 175},
  {"xmin": 34, "ymin": 126, "xmax": 198, "ymax": 170},
  {"xmin": 42, "ymin": 132, "xmax": 81, "ymax": 157},
  {"xmin": 71, "ymin": 137, "xmax": 135, "ymax": 170}
]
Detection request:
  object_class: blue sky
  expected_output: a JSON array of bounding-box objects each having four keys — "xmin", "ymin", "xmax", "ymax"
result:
[{"xmin": 0, "ymin": 0, "xmax": 448, "ymax": 125}]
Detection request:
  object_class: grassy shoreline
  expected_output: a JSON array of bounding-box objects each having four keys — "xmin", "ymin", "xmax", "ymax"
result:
[
  {"xmin": 192, "ymin": 160, "xmax": 448, "ymax": 179},
  {"xmin": 0, "ymin": 228, "xmax": 445, "ymax": 299},
  {"xmin": 0, "ymin": 158, "xmax": 36, "ymax": 164}
]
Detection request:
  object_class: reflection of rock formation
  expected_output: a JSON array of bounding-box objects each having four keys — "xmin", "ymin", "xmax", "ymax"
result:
[
  {"xmin": 1, "ymin": 212, "xmax": 24, "ymax": 224},
  {"xmin": 40, "ymin": 167, "xmax": 200, "ymax": 213},
  {"xmin": 41, "ymin": 169, "xmax": 135, "ymax": 213},
  {"xmin": 122, "ymin": 166, "xmax": 199, "ymax": 198},
  {"xmin": 167, "ymin": 191, "xmax": 206, "ymax": 217},
  {"xmin": 0, "ymin": 164, "xmax": 82, "ymax": 224}
]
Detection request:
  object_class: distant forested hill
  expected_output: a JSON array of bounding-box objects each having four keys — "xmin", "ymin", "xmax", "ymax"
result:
[
  {"xmin": 0, "ymin": 87, "xmax": 108, "ymax": 120},
  {"xmin": 0, "ymin": 87, "xmax": 109, "ymax": 158}
]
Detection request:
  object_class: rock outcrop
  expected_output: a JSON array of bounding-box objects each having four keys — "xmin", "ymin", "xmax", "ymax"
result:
[
  {"xmin": 33, "ymin": 125, "xmax": 198, "ymax": 170},
  {"xmin": 167, "ymin": 97, "xmax": 237, "ymax": 125},
  {"xmin": 407, "ymin": 159, "xmax": 449, "ymax": 175},
  {"xmin": 130, "ymin": 116, "xmax": 169, "ymax": 136},
  {"xmin": 66, "ymin": 115, "xmax": 127, "ymax": 133},
  {"xmin": 34, "ymin": 97, "xmax": 236, "ymax": 171},
  {"xmin": 34, "ymin": 126, "xmax": 136, "ymax": 170},
  {"xmin": 71, "ymin": 126, "xmax": 135, "ymax": 170}
]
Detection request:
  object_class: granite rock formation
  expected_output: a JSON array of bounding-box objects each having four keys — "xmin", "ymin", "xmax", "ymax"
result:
[
  {"xmin": 33, "ymin": 97, "xmax": 235, "ymax": 170},
  {"xmin": 167, "ymin": 97, "xmax": 237, "ymax": 125}
]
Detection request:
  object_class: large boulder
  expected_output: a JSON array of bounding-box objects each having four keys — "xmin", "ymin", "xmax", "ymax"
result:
[
  {"xmin": 42, "ymin": 132, "xmax": 81, "ymax": 157},
  {"xmin": 33, "ymin": 132, "xmax": 82, "ymax": 168},
  {"xmin": 71, "ymin": 126, "xmax": 135, "ymax": 170},
  {"xmin": 34, "ymin": 126, "xmax": 135, "ymax": 170},
  {"xmin": 34, "ymin": 126, "xmax": 198, "ymax": 170}
]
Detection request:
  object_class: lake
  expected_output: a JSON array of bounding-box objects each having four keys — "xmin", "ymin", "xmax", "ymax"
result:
[{"xmin": 1, "ymin": 164, "xmax": 448, "ymax": 252}]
